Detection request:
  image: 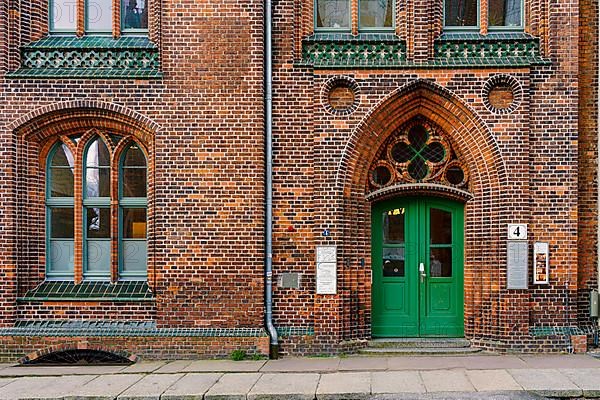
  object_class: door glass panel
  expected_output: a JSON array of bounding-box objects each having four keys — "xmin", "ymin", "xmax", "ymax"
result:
[
  {"xmin": 383, "ymin": 247, "xmax": 405, "ymax": 277},
  {"xmin": 383, "ymin": 209, "xmax": 405, "ymax": 244},
  {"xmin": 430, "ymin": 208, "xmax": 452, "ymax": 244},
  {"xmin": 430, "ymin": 248, "xmax": 452, "ymax": 277}
]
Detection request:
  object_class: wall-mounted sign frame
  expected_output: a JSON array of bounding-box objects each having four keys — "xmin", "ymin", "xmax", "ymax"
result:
[
  {"xmin": 316, "ymin": 245, "xmax": 337, "ymax": 294},
  {"xmin": 533, "ymin": 242, "xmax": 549, "ymax": 284},
  {"xmin": 507, "ymin": 240, "xmax": 528, "ymax": 289}
]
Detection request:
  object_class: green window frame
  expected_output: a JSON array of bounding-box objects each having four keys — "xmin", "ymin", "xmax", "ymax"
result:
[
  {"xmin": 118, "ymin": 143, "xmax": 148, "ymax": 280},
  {"xmin": 314, "ymin": 0, "xmax": 396, "ymax": 32},
  {"xmin": 49, "ymin": 0, "xmax": 78, "ymax": 34},
  {"xmin": 487, "ymin": 0, "xmax": 524, "ymax": 31},
  {"xmin": 83, "ymin": 136, "xmax": 112, "ymax": 280},
  {"xmin": 443, "ymin": 0, "xmax": 480, "ymax": 31},
  {"xmin": 46, "ymin": 142, "xmax": 76, "ymax": 280}
]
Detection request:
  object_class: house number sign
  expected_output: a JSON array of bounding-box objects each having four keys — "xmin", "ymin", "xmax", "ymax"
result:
[
  {"xmin": 508, "ymin": 224, "xmax": 527, "ymax": 240},
  {"xmin": 316, "ymin": 246, "xmax": 337, "ymax": 295}
]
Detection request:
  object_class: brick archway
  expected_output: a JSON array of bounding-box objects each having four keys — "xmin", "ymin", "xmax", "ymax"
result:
[{"xmin": 335, "ymin": 79, "xmax": 508, "ymax": 345}]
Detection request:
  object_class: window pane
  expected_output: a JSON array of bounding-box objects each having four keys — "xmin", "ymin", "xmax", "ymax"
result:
[
  {"xmin": 316, "ymin": 0, "xmax": 350, "ymax": 29},
  {"xmin": 87, "ymin": 207, "xmax": 111, "ymax": 238},
  {"xmin": 86, "ymin": 168, "xmax": 110, "ymax": 197},
  {"xmin": 49, "ymin": 240, "xmax": 74, "ymax": 275},
  {"xmin": 51, "ymin": 208, "xmax": 74, "ymax": 238},
  {"xmin": 86, "ymin": 0, "xmax": 113, "ymax": 31},
  {"xmin": 122, "ymin": 168, "xmax": 147, "ymax": 197},
  {"xmin": 383, "ymin": 209, "xmax": 404, "ymax": 244},
  {"xmin": 123, "ymin": 208, "xmax": 147, "ymax": 238},
  {"xmin": 51, "ymin": 168, "xmax": 74, "ymax": 197},
  {"xmin": 383, "ymin": 247, "xmax": 405, "ymax": 277},
  {"xmin": 51, "ymin": 144, "xmax": 75, "ymax": 167},
  {"xmin": 122, "ymin": 0, "xmax": 148, "ymax": 29},
  {"xmin": 430, "ymin": 248, "xmax": 452, "ymax": 277},
  {"xmin": 430, "ymin": 208, "xmax": 452, "ymax": 244},
  {"xmin": 50, "ymin": 0, "xmax": 77, "ymax": 31},
  {"xmin": 359, "ymin": 0, "xmax": 393, "ymax": 28},
  {"xmin": 489, "ymin": 0, "xmax": 521, "ymax": 26},
  {"xmin": 86, "ymin": 240, "xmax": 111, "ymax": 275},
  {"xmin": 123, "ymin": 241, "xmax": 147, "ymax": 274},
  {"xmin": 444, "ymin": 0, "xmax": 478, "ymax": 26},
  {"xmin": 86, "ymin": 139, "xmax": 110, "ymax": 167},
  {"xmin": 123, "ymin": 145, "xmax": 147, "ymax": 167}
]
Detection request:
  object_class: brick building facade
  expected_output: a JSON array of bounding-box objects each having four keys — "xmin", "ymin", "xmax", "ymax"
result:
[{"xmin": 0, "ymin": 0, "xmax": 597, "ymax": 360}]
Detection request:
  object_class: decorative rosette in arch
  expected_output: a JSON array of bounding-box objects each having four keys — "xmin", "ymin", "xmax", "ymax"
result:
[{"xmin": 368, "ymin": 118, "xmax": 469, "ymax": 192}]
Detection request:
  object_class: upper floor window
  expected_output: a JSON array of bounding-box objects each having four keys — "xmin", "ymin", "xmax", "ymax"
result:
[
  {"xmin": 46, "ymin": 131, "xmax": 148, "ymax": 281},
  {"xmin": 315, "ymin": 0, "xmax": 394, "ymax": 31},
  {"xmin": 50, "ymin": 0, "xmax": 148, "ymax": 34},
  {"xmin": 444, "ymin": 0, "xmax": 522, "ymax": 30}
]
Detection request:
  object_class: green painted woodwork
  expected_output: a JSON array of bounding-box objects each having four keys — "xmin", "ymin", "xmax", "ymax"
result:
[
  {"xmin": 7, "ymin": 36, "xmax": 162, "ymax": 79},
  {"xmin": 372, "ymin": 197, "xmax": 464, "ymax": 337},
  {"xmin": 300, "ymin": 32, "xmax": 548, "ymax": 68}
]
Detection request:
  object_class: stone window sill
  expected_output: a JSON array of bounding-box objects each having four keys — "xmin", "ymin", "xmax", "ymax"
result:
[{"xmin": 7, "ymin": 36, "xmax": 162, "ymax": 79}]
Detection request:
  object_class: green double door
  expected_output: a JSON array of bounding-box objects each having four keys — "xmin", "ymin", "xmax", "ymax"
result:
[{"xmin": 371, "ymin": 197, "xmax": 464, "ymax": 337}]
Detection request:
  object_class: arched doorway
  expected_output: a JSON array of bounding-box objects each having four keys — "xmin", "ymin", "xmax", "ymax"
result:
[{"xmin": 371, "ymin": 196, "xmax": 464, "ymax": 337}]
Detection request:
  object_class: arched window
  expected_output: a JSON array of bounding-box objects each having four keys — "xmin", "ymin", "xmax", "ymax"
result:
[
  {"xmin": 44, "ymin": 131, "xmax": 149, "ymax": 282},
  {"xmin": 46, "ymin": 142, "xmax": 75, "ymax": 279},
  {"xmin": 119, "ymin": 143, "xmax": 148, "ymax": 279}
]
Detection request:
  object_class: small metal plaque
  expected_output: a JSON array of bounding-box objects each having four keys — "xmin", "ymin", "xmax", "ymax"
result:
[
  {"xmin": 507, "ymin": 241, "xmax": 528, "ymax": 289},
  {"xmin": 316, "ymin": 246, "xmax": 337, "ymax": 294},
  {"xmin": 533, "ymin": 242, "xmax": 549, "ymax": 284},
  {"xmin": 279, "ymin": 272, "xmax": 301, "ymax": 289}
]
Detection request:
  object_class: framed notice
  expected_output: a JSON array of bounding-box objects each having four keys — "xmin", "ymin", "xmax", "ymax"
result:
[
  {"xmin": 316, "ymin": 246, "xmax": 337, "ymax": 294},
  {"xmin": 507, "ymin": 241, "xmax": 528, "ymax": 289},
  {"xmin": 533, "ymin": 242, "xmax": 549, "ymax": 284}
]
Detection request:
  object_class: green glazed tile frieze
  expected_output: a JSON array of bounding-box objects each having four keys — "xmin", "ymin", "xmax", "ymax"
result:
[
  {"xmin": 7, "ymin": 36, "xmax": 162, "ymax": 79},
  {"xmin": 300, "ymin": 32, "xmax": 549, "ymax": 68}
]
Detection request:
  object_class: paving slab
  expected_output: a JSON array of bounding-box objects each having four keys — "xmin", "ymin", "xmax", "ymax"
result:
[
  {"xmin": 387, "ymin": 356, "xmax": 464, "ymax": 371},
  {"xmin": 316, "ymin": 372, "xmax": 370, "ymax": 400},
  {"xmin": 421, "ymin": 369, "xmax": 475, "ymax": 392},
  {"xmin": 339, "ymin": 357, "xmax": 388, "ymax": 371},
  {"xmin": 205, "ymin": 372, "xmax": 262, "ymax": 400},
  {"xmin": 117, "ymin": 373, "xmax": 183, "ymax": 400},
  {"xmin": 120, "ymin": 362, "xmax": 167, "ymax": 374},
  {"xmin": 460, "ymin": 355, "xmax": 528, "ymax": 370},
  {"xmin": 509, "ymin": 368, "xmax": 583, "ymax": 398},
  {"xmin": 184, "ymin": 360, "xmax": 266, "ymax": 372},
  {"xmin": 560, "ymin": 368, "xmax": 600, "ymax": 397},
  {"xmin": 64, "ymin": 373, "xmax": 145, "ymax": 400},
  {"xmin": 371, "ymin": 371, "xmax": 425, "ymax": 394},
  {"xmin": 0, "ymin": 375, "xmax": 97, "ymax": 400},
  {"xmin": 519, "ymin": 354, "xmax": 600, "ymax": 369},
  {"xmin": 466, "ymin": 369, "xmax": 522, "ymax": 392},
  {"xmin": 0, "ymin": 365, "xmax": 126, "ymax": 377},
  {"xmin": 161, "ymin": 373, "xmax": 222, "ymax": 400},
  {"xmin": 261, "ymin": 357, "xmax": 340, "ymax": 372},
  {"xmin": 248, "ymin": 372, "xmax": 319, "ymax": 400},
  {"xmin": 0, "ymin": 379, "xmax": 15, "ymax": 390},
  {"xmin": 155, "ymin": 361, "xmax": 193, "ymax": 374}
]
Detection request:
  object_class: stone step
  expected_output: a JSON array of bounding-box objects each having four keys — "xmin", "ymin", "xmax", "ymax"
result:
[
  {"xmin": 359, "ymin": 346, "xmax": 482, "ymax": 356},
  {"xmin": 368, "ymin": 338, "xmax": 472, "ymax": 349}
]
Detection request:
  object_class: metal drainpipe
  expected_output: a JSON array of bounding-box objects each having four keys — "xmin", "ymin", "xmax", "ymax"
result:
[{"xmin": 264, "ymin": 0, "xmax": 279, "ymax": 359}]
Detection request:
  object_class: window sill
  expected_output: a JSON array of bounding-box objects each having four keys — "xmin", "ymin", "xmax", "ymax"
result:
[
  {"xmin": 7, "ymin": 36, "xmax": 162, "ymax": 79},
  {"xmin": 18, "ymin": 281, "xmax": 154, "ymax": 302}
]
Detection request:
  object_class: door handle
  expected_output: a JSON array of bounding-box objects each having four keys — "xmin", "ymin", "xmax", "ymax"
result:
[{"xmin": 419, "ymin": 262, "xmax": 426, "ymax": 283}]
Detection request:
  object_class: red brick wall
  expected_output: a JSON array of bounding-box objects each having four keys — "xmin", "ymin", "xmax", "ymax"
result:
[{"xmin": 0, "ymin": 0, "xmax": 594, "ymax": 359}]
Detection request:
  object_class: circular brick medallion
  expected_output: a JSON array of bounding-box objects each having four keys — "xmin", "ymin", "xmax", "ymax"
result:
[
  {"xmin": 483, "ymin": 75, "xmax": 522, "ymax": 114},
  {"xmin": 321, "ymin": 76, "xmax": 360, "ymax": 115}
]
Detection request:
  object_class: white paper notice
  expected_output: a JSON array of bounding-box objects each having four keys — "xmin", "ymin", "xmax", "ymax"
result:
[{"xmin": 316, "ymin": 246, "xmax": 337, "ymax": 294}]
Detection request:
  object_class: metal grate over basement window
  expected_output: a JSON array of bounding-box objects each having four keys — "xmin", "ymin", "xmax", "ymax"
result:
[{"xmin": 21, "ymin": 349, "xmax": 134, "ymax": 366}]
